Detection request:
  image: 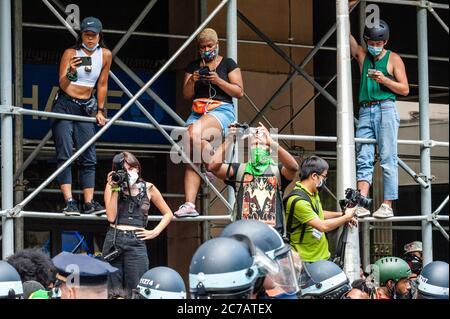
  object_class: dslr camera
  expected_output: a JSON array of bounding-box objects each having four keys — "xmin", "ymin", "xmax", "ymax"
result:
[
  {"xmin": 339, "ymin": 188, "xmax": 372, "ymax": 209},
  {"xmin": 111, "ymin": 153, "xmax": 128, "ymax": 187},
  {"xmin": 231, "ymin": 122, "xmax": 250, "ymax": 139}
]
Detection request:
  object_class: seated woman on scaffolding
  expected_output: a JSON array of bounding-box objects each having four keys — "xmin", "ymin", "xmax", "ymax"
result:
[
  {"xmin": 174, "ymin": 28, "xmax": 244, "ymax": 217},
  {"xmin": 52, "ymin": 17, "xmax": 112, "ymax": 216}
]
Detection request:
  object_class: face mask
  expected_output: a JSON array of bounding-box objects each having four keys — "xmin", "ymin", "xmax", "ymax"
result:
[
  {"xmin": 128, "ymin": 170, "xmax": 139, "ymax": 186},
  {"xmin": 316, "ymin": 175, "xmax": 326, "ymax": 192},
  {"xmin": 244, "ymin": 147, "xmax": 273, "ymax": 176},
  {"xmin": 82, "ymin": 42, "xmax": 99, "ymax": 52},
  {"xmin": 201, "ymin": 45, "xmax": 219, "ymax": 62},
  {"xmin": 368, "ymin": 45, "xmax": 383, "ymax": 57}
]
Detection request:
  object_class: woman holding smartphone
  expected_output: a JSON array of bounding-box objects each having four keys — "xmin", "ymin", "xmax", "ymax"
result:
[
  {"xmin": 174, "ymin": 28, "xmax": 244, "ymax": 218},
  {"xmin": 102, "ymin": 152, "xmax": 173, "ymax": 298},
  {"xmin": 52, "ymin": 17, "xmax": 112, "ymax": 216}
]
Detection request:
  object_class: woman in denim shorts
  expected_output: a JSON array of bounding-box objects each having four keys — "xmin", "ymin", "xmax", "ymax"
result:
[{"xmin": 174, "ymin": 28, "xmax": 244, "ymax": 218}]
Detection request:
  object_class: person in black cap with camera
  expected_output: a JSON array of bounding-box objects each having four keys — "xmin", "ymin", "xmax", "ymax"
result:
[
  {"xmin": 52, "ymin": 16, "xmax": 112, "ymax": 216},
  {"xmin": 349, "ymin": 1, "xmax": 409, "ymax": 219},
  {"xmin": 102, "ymin": 152, "xmax": 173, "ymax": 298},
  {"xmin": 52, "ymin": 251, "xmax": 118, "ymax": 299}
]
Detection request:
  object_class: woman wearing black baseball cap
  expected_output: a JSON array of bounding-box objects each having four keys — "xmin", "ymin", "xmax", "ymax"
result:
[{"xmin": 51, "ymin": 16, "xmax": 112, "ymax": 216}]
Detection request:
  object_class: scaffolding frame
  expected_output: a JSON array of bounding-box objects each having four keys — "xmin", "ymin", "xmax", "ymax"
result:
[{"xmin": 0, "ymin": 0, "xmax": 448, "ymax": 278}]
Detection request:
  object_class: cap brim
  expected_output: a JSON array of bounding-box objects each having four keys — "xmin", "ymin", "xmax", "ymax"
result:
[{"xmin": 81, "ymin": 27, "xmax": 101, "ymax": 34}]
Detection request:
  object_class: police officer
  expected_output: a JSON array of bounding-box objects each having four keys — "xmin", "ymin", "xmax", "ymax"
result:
[
  {"xmin": 0, "ymin": 261, "xmax": 23, "ymax": 299},
  {"xmin": 416, "ymin": 261, "xmax": 449, "ymax": 299},
  {"xmin": 135, "ymin": 266, "xmax": 186, "ymax": 299},
  {"xmin": 52, "ymin": 251, "xmax": 118, "ymax": 299},
  {"xmin": 220, "ymin": 220, "xmax": 300, "ymax": 299},
  {"xmin": 299, "ymin": 260, "xmax": 351, "ymax": 299},
  {"xmin": 189, "ymin": 236, "xmax": 269, "ymax": 299}
]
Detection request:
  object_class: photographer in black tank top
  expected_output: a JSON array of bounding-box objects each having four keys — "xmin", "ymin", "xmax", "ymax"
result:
[{"xmin": 102, "ymin": 152, "xmax": 173, "ymax": 298}]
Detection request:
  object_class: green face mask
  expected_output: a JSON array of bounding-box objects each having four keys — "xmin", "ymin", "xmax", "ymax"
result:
[{"xmin": 245, "ymin": 147, "xmax": 273, "ymax": 176}]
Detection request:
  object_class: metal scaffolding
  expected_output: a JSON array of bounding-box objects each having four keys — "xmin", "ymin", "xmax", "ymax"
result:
[{"xmin": 0, "ymin": 0, "xmax": 448, "ymax": 280}]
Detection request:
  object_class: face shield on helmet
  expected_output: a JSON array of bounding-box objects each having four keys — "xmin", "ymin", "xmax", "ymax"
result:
[{"xmin": 262, "ymin": 244, "xmax": 301, "ymax": 295}]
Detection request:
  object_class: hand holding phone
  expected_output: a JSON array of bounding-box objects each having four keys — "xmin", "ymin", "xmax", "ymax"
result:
[
  {"xmin": 198, "ymin": 66, "xmax": 210, "ymax": 78},
  {"xmin": 367, "ymin": 68, "xmax": 378, "ymax": 77}
]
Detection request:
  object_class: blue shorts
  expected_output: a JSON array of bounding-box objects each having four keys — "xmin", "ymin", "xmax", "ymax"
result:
[{"xmin": 185, "ymin": 102, "xmax": 236, "ymax": 136}]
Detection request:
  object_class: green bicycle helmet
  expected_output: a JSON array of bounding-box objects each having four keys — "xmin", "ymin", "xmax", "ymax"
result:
[{"xmin": 374, "ymin": 257, "xmax": 411, "ymax": 286}]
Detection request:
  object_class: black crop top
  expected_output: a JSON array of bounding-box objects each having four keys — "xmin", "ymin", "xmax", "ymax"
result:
[
  {"xmin": 117, "ymin": 182, "xmax": 151, "ymax": 228},
  {"xmin": 186, "ymin": 58, "xmax": 239, "ymax": 104}
]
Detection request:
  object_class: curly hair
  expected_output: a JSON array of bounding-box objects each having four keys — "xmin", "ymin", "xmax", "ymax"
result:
[{"xmin": 6, "ymin": 248, "xmax": 57, "ymax": 289}]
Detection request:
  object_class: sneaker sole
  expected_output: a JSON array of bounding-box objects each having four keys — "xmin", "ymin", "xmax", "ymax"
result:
[
  {"xmin": 356, "ymin": 212, "xmax": 371, "ymax": 218},
  {"xmin": 174, "ymin": 213, "xmax": 200, "ymax": 218},
  {"xmin": 64, "ymin": 212, "xmax": 81, "ymax": 216},
  {"xmin": 373, "ymin": 214, "xmax": 393, "ymax": 219}
]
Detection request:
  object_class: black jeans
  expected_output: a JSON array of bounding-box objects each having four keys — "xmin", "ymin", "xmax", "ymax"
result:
[
  {"xmin": 102, "ymin": 227, "xmax": 149, "ymax": 298},
  {"xmin": 51, "ymin": 92, "xmax": 97, "ymax": 188}
]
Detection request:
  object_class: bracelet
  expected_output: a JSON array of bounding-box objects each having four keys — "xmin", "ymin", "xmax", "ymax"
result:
[
  {"xmin": 110, "ymin": 186, "xmax": 121, "ymax": 193},
  {"xmin": 66, "ymin": 69, "xmax": 78, "ymax": 82},
  {"xmin": 97, "ymin": 109, "xmax": 105, "ymax": 114}
]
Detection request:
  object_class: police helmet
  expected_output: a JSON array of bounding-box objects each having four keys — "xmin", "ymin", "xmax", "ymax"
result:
[
  {"xmin": 189, "ymin": 237, "xmax": 259, "ymax": 299},
  {"xmin": 416, "ymin": 261, "xmax": 449, "ymax": 299},
  {"xmin": 364, "ymin": 19, "xmax": 390, "ymax": 41},
  {"xmin": 136, "ymin": 266, "xmax": 186, "ymax": 299},
  {"xmin": 299, "ymin": 260, "xmax": 350, "ymax": 299},
  {"xmin": 0, "ymin": 261, "xmax": 23, "ymax": 299},
  {"xmin": 221, "ymin": 220, "xmax": 300, "ymax": 295}
]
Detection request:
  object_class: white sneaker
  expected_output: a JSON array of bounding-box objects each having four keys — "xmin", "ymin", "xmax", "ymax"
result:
[
  {"xmin": 355, "ymin": 206, "xmax": 371, "ymax": 218},
  {"xmin": 373, "ymin": 204, "xmax": 394, "ymax": 219}
]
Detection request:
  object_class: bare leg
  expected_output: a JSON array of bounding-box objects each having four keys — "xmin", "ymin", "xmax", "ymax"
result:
[
  {"xmin": 383, "ymin": 200, "xmax": 392, "ymax": 207},
  {"xmin": 357, "ymin": 180, "xmax": 370, "ymax": 197},
  {"xmin": 183, "ymin": 114, "xmax": 222, "ymax": 205},
  {"xmin": 83, "ymin": 188, "xmax": 94, "ymax": 203},
  {"xmin": 60, "ymin": 184, "xmax": 73, "ymax": 201},
  {"xmin": 184, "ymin": 165, "xmax": 202, "ymax": 204}
]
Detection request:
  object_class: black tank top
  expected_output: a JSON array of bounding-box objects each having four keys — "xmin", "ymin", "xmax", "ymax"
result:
[{"xmin": 117, "ymin": 182, "xmax": 151, "ymax": 227}]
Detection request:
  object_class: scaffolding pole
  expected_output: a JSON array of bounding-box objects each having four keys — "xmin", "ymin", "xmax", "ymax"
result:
[
  {"xmin": 336, "ymin": 0, "xmax": 360, "ymax": 283},
  {"xmin": 418, "ymin": 1, "xmax": 433, "ymax": 266},
  {"xmin": 7, "ymin": 0, "xmax": 231, "ymax": 219},
  {"xmin": 1, "ymin": 0, "xmax": 15, "ymax": 258}
]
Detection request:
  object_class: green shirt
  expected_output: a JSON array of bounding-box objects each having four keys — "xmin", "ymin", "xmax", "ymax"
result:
[
  {"xmin": 284, "ymin": 182, "xmax": 330, "ymax": 262},
  {"xmin": 359, "ymin": 50, "xmax": 397, "ymax": 104}
]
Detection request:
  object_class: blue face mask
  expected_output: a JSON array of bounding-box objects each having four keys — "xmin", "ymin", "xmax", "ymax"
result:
[
  {"xmin": 201, "ymin": 45, "xmax": 219, "ymax": 62},
  {"xmin": 368, "ymin": 45, "xmax": 383, "ymax": 57},
  {"xmin": 82, "ymin": 42, "xmax": 99, "ymax": 52}
]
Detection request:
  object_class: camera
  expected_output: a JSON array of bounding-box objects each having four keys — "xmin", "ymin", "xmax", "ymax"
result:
[
  {"xmin": 103, "ymin": 248, "xmax": 122, "ymax": 262},
  {"xmin": 340, "ymin": 188, "xmax": 373, "ymax": 209},
  {"xmin": 111, "ymin": 170, "xmax": 128, "ymax": 186},
  {"xmin": 111, "ymin": 153, "xmax": 128, "ymax": 186},
  {"xmin": 198, "ymin": 66, "xmax": 210, "ymax": 78},
  {"xmin": 230, "ymin": 122, "xmax": 250, "ymax": 139}
]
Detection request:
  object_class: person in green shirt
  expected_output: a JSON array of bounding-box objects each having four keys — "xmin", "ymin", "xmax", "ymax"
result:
[
  {"xmin": 284, "ymin": 156, "xmax": 357, "ymax": 262},
  {"xmin": 349, "ymin": 1, "xmax": 410, "ymax": 219}
]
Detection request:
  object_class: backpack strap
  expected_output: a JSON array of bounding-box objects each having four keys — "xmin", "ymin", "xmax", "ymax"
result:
[{"xmin": 283, "ymin": 189, "xmax": 319, "ymax": 244}]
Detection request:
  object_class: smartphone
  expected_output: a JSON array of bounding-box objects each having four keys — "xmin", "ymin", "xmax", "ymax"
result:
[
  {"xmin": 198, "ymin": 66, "xmax": 210, "ymax": 78},
  {"xmin": 74, "ymin": 56, "xmax": 92, "ymax": 66},
  {"xmin": 367, "ymin": 68, "xmax": 378, "ymax": 76}
]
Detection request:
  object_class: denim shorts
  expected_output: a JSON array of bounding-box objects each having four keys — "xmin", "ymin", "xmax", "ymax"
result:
[{"xmin": 185, "ymin": 102, "xmax": 236, "ymax": 136}]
